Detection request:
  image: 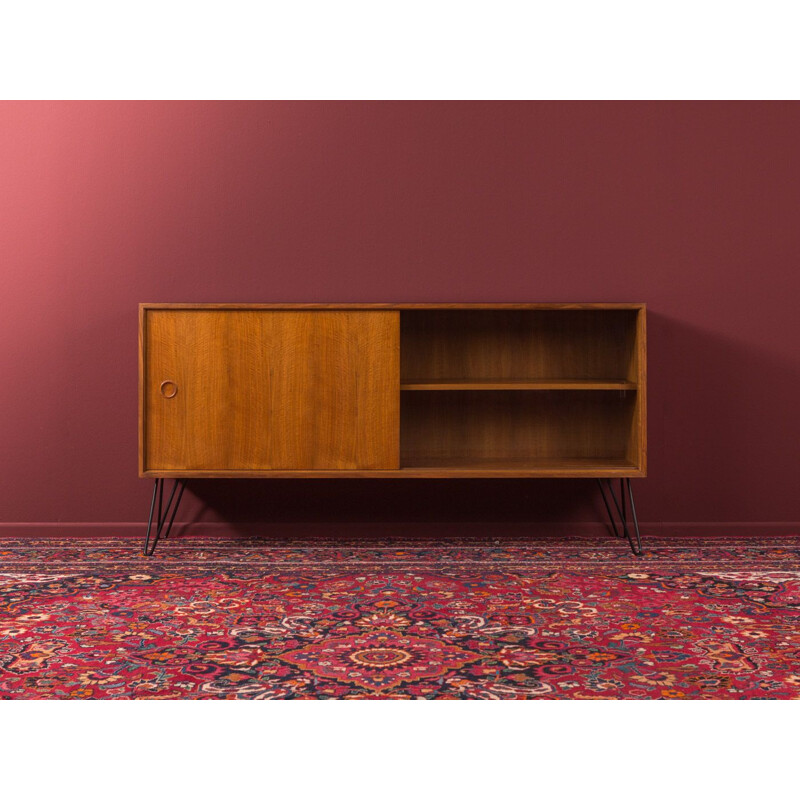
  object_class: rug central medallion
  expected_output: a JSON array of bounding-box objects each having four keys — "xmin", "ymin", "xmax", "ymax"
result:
[
  {"xmin": 278, "ymin": 630, "xmax": 479, "ymax": 692},
  {"xmin": 349, "ymin": 647, "xmax": 411, "ymax": 668}
]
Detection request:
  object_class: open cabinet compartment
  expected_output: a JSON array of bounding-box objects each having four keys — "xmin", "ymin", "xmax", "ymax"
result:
[
  {"xmin": 399, "ymin": 308, "xmax": 645, "ymax": 475},
  {"xmin": 400, "ymin": 309, "xmax": 640, "ymax": 384},
  {"xmin": 400, "ymin": 390, "xmax": 639, "ymax": 470}
]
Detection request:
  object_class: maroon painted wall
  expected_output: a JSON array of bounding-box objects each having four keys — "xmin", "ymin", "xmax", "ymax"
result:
[{"xmin": 2, "ymin": 101, "xmax": 799, "ymax": 534}]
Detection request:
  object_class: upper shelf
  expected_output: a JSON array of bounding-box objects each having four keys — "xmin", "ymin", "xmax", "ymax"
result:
[{"xmin": 400, "ymin": 379, "xmax": 637, "ymax": 391}]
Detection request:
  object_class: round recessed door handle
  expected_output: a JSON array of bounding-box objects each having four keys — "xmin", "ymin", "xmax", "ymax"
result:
[{"xmin": 160, "ymin": 380, "xmax": 178, "ymax": 399}]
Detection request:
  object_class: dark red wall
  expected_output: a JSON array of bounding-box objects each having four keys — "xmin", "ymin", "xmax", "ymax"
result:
[{"xmin": 2, "ymin": 101, "xmax": 799, "ymax": 534}]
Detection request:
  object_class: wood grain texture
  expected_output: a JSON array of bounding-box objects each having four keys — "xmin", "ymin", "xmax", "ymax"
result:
[
  {"xmin": 400, "ymin": 379, "xmax": 636, "ymax": 391},
  {"xmin": 138, "ymin": 304, "xmax": 146, "ymax": 475},
  {"xmin": 400, "ymin": 309, "xmax": 639, "ymax": 382},
  {"xmin": 142, "ymin": 461, "xmax": 643, "ymax": 478},
  {"xmin": 626, "ymin": 307, "xmax": 647, "ymax": 474},
  {"xmin": 142, "ymin": 310, "xmax": 399, "ymax": 472},
  {"xmin": 139, "ymin": 303, "xmax": 646, "ymax": 478},
  {"xmin": 400, "ymin": 391, "xmax": 637, "ymax": 466},
  {"xmin": 141, "ymin": 303, "xmax": 646, "ymax": 310}
]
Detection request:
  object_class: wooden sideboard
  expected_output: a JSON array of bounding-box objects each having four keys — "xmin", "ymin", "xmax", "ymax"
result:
[{"xmin": 139, "ymin": 303, "xmax": 646, "ymax": 555}]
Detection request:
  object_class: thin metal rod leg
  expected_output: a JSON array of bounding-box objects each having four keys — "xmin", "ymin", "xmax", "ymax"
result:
[
  {"xmin": 155, "ymin": 480, "xmax": 179, "ymax": 538},
  {"xmin": 143, "ymin": 479, "xmax": 162, "ymax": 557},
  {"xmin": 597, "ymin": 479, "xmax": 622, "ymax": 538},
  {"xmin": 619, "ymin": 478, "xmax": 628, "ymax": 537},
  {"xmin": 163, "ymin": 481, "xmax": 186, "ymax": 539},
  {"xmin": 143, "ymin": 479, "xmax": 184, "ymax": 556},
  {"xmin": 595, "ymin": 477, "xmax": 644, "ymax": 556},
  {"xmin": 605, "ymin": 478, "xmax": 627, "ymax": 532},
  {"xmin": 625, "ymin": 478, "xmax": 643, "ymax": 556}
]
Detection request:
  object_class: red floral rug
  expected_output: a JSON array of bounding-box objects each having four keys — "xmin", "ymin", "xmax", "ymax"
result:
[{"xmin": 1, "ymin": 536, "xmax": 798, "ymax": 699}]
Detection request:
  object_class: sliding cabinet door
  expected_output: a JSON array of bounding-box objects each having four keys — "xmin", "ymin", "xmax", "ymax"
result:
[
  {"xmin": 142, "ymin": 309, "xmax": 399, "ymax": 471},
  {"xmin": 264, "ymin": 311, "xmax": 399, "ymax": 469}
]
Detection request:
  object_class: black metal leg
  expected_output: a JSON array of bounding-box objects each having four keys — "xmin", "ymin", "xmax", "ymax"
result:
[
  {"xmin": 158, "ymin": 479, "xmax": 163, "ymax": 532},
  {"xmin": 143, "ymin": 479, "xmax": 185, "ymax": 556},
  {"xmin": 143, "ymin": 479, "xmax": 162, "ymax": 557},
  {"xmin": 597, "ymin": 478, "xmax": 644, "ymax": 556},
  {"xmin": 597, "ymin": 479, "xmax": 622, "ymax": 538},
  {"xmin": 626, "ymin": 478, "xmax": 643, "ymax": 557},
  {"xmin": 163, "ymin": 481, "xmax": 186, "ymax": 539},
  {"xmin": 602, "ymin": 477, "xmax": 628, "ymax": 534}
]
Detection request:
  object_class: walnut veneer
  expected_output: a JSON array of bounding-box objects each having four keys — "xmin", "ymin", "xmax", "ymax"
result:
[{"xmin": 139, "ymin": 304, "xmax": 646, "ymax": 478}]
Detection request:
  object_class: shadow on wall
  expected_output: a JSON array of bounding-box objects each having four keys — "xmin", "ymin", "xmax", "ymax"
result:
[{"xmin": 169, "ymin": 310, "xmax": 799, "ymax": 536}]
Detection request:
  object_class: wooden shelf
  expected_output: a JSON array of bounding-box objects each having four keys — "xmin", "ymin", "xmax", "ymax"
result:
[
  {"xmin": 398, "ymin": 456, "xmax": 640, "ymax": 477},
  {"xmin": 400, "ymin": 379, "xmax": 636, "ymax": 391}
]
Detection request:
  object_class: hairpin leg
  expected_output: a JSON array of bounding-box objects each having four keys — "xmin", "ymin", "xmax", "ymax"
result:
[
  {"xmin": 143, "ymin": 479, "xmax": 186, "ymax": 556},
  {"xmin": 597, "ymin": 479, "xmax": 622, "ymax": 538},
  {"xmin": 625, "ymin": 478, "xmax": 643, "ymax": 557},
  {"xmin": 597, "ymin": 478, "xmax": 643, "ymax": 556},
  {"xmin": 162, "ymin": 481, "xmax": 186, "ymax": 539}
]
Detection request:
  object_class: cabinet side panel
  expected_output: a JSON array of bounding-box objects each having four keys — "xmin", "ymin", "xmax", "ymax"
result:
[
  {"xmin": 625, "ymin": 308, "xmax": 647, "ymax": 473},
  {"xmin": 138, "ymin": 305, "xmax": 146, "ymax": 475},
  {"xmin": 639, "ymin": 307, "xmax": 647, "ymax": 474}
]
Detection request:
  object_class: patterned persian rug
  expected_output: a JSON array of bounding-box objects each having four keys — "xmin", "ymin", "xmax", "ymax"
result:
[{"xmin": 1, "ymin": 536, "xmax": 798, "ymax": 699}]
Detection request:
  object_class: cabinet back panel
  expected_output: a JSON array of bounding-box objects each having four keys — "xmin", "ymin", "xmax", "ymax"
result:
[
  {"xmin": 400, "ymin": 391, "xmax": 637, "ymax": 464},
  {"xmin": 401, "ymin": 310, "xmax": 638, "ymax": 382}
]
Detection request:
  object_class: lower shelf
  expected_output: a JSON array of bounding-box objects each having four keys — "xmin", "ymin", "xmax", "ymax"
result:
[
  {"xmin": 399, "ymin": 456, "xmax": 639, "ymax": 477},
  {"xmin": 400, "ymin": 379, "xmax": 637, "ymax": 391}
]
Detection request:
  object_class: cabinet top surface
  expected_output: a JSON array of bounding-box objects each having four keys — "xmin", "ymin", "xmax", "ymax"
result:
[{"xmin": 141, "ymin": 302, "xmax": 646, "ymax": 310}]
